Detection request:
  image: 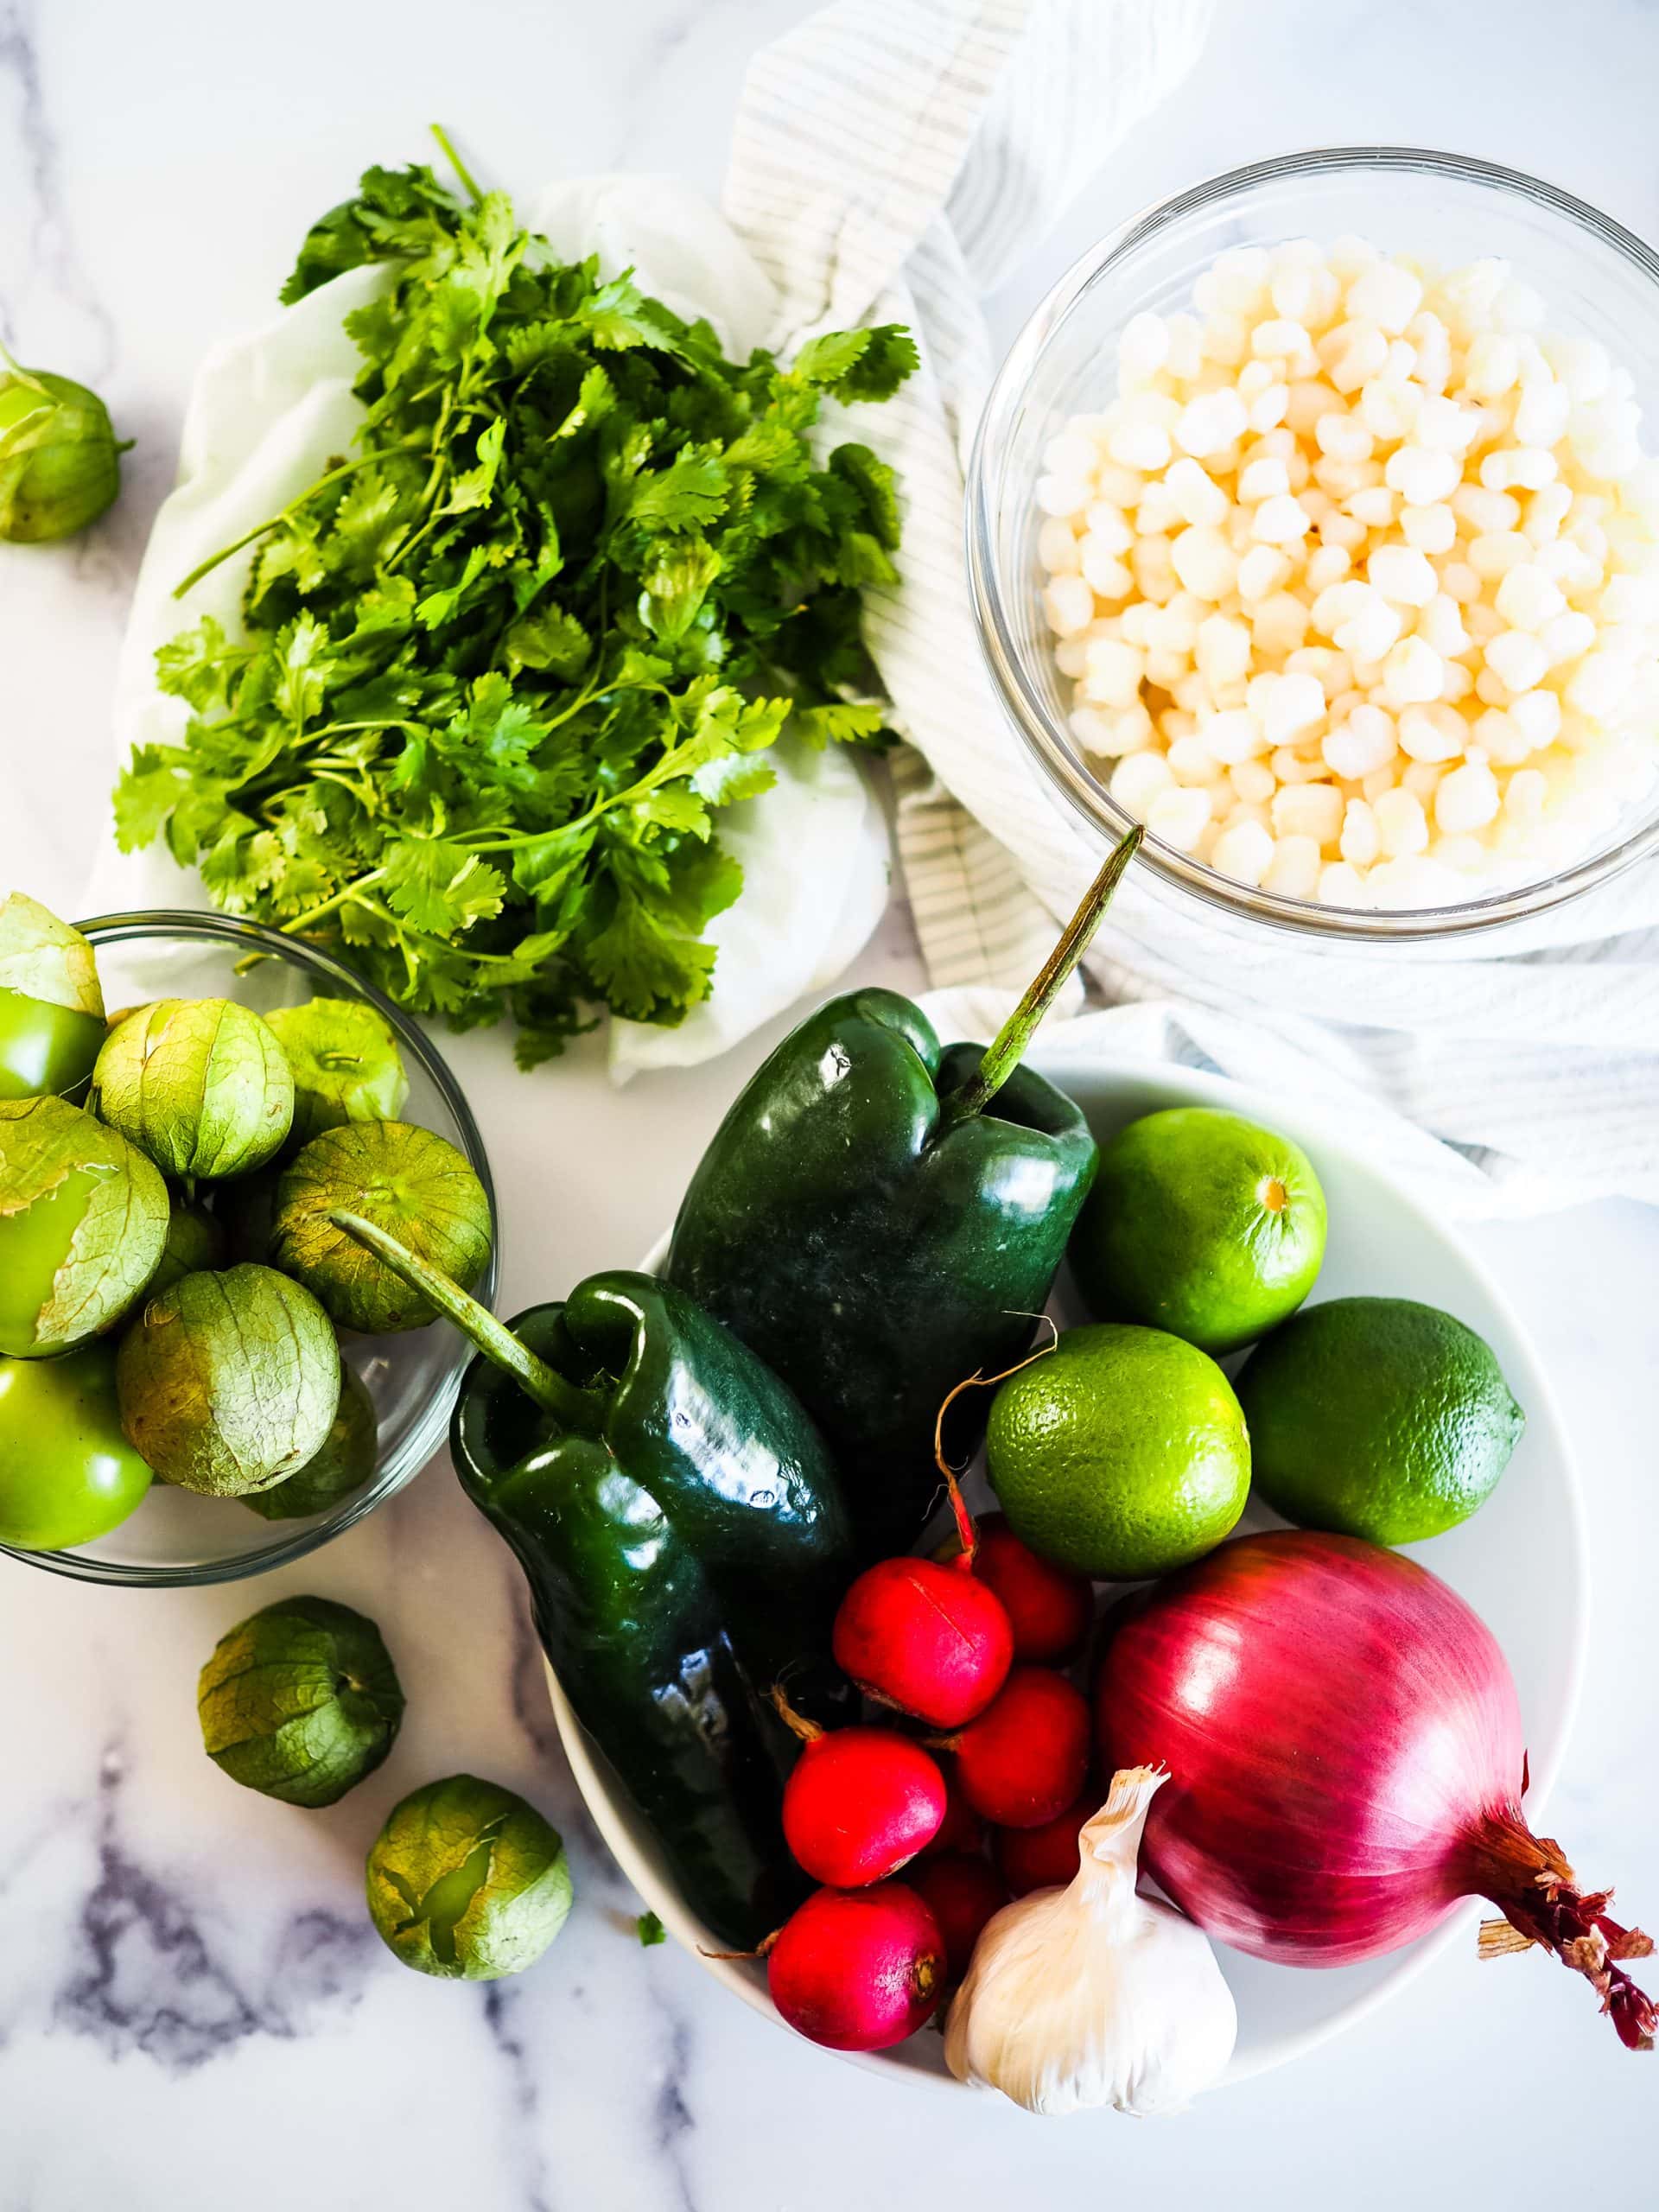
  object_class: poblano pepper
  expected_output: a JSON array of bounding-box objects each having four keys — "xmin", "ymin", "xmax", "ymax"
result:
[
  {"xmin": 666, "ymin": 830, "xmax": 1141, "ymax": 1558},
  {"xmin": 331, "ymin": 1213, "xmax": 853, "ymax": 1950}
]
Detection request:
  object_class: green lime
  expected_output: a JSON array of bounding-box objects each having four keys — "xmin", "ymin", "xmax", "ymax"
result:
[
  {"xmin": 1235, "ymin": 1295, "xmax": 1524, "ymax": 1544},
  {"xmin": 1070, "ymin": 1108, "xmax": 1326, "ymax": 1356},
  {"xmin": 985, "ymin": 1322, "xmax": 1250, "ymax": 1580}
]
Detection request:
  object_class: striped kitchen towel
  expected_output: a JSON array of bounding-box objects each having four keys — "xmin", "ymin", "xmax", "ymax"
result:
[{"xmin": 725, "ymin": 0, "xmax": 1659, "ymax": 1214}]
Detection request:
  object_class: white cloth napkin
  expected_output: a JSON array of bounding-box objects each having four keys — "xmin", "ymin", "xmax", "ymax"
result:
[{"xmin": 721, "ymin": 0, "xmax": 1659, "ymax": 1217}]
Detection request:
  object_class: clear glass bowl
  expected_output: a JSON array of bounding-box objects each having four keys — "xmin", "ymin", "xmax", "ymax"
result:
[
  {"xmin": 2, "ymin": 912, "xmax": 497, "ymax": 1587},
  {"xmin": 967, "ymin": 146, "xmax": 1659, "ymax": 942}
]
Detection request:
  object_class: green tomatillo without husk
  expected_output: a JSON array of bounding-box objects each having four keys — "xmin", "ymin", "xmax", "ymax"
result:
[
  {"xmin": 0, "ymin": 1341, "xmax": 153, "ymax": 1550},
  {"xmin": 0, "ymin": 1096, "xmax": 169, "ymax": 1357},
  {"xmin": 264, "ymin": 999, "xmax": 410, "ymax": 1149},
  {"xmin": 271, "ymin": 1121, "xmax": 491, "ymax": 1334},
  {"xmin": 365, "ymin": 1774, "xmax": 572, "ymax": 1980},
  {"xmin": 116, "ymin": 1262, "xmax": 340, "ymax": 1495},
  {"xmin": 242, "ymin": 1363, "xmax": 378, "ymax": 1522},
  {"xmin": 197, "ymin": 1595, "xmax": 404, "ymax": 1808},
  {"xmin": 91, "ymin": 998, "xmax": 294, "ymax": 1179},
  {"xmin": 0, "ymin": 359, "xmax": 125, "ymax": 543},
  {"xmin": 0, "ymin": 892, "xmax": 106, "ymax": 1101}
]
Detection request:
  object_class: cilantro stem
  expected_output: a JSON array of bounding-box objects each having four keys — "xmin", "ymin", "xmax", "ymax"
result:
[
  {"xmin": 172, "ymin": 454, "xmax": 388, "ymax": 600},
  {"xmin": 280, "ymin": 869, "xmax": 390, "ymax": 935},
  {"xmin": 429, "ymin": 124, "xmax": 485, "ymax": 208}
]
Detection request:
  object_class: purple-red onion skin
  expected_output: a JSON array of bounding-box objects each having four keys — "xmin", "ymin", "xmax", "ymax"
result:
[{"xmin": 1095, "ymin": 1530, "xmax": 1528, "ymax": 1968}]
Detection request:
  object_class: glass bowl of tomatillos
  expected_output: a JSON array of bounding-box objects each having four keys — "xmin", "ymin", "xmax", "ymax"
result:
[{"xmin": 0, "ymin": 903, "xmax": 497, "ymax": 1587}]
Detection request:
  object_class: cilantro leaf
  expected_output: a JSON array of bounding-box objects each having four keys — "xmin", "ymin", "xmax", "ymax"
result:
[{"xmin": 628, "ymin": 448, "xmax": 730, "ymax": 531}]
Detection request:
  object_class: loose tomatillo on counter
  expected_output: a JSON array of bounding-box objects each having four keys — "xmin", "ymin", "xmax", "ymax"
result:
[
  {"xmin": 666, "ymin": 830, "xmax": 1141, "ymax": 1557},
  {"xmin": 329, "ymin": 1212, "xmax": 854, "ymax": 1949}
]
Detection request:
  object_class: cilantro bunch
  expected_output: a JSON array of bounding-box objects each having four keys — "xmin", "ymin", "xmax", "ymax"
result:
[{"xmin": 115, "ymin": 133, "xmax": 916, "ymax": 1064}]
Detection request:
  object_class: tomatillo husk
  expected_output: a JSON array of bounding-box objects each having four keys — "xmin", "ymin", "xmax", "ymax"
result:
[
  {"xmin": 91, "ymin": 998, "xmax": 294, "ymax": 1179},
  {"xmin": 271, "ymin": 1121, "xmax": 491, "ymax": 1334},
  {"xmin": 197, "ymin": 1595, "xmax": 404, "ymax": 1808},
  {"xmin": 0, "ymin": 1095, "xmax": 168, "ymax": 1357},
  {"xmin": 242, "ymin": 1363, "xmax": 378, "ymax": 1521},
  {"xmin": 116, "ymin": 1262, "xmax": 340, "ymax": 1495},
  {"xmin": 0, "ymin": 362, "xmax": 124, "ymax": 543},
  {"xmin": 365, "ymin": 1774, "xmax": 571, "ymax": 1980}
]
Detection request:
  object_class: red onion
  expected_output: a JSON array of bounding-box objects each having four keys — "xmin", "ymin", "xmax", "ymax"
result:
[{"xmin": 1096, "ymin": 1530, "xmax": 1655, "ymax": 2050}]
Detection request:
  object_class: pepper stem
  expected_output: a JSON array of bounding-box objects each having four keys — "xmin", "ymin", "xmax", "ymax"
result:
[
  {"xmin": 939, "ymin": 826, "xmax": 1141, "ymax": 1128},
  {"xmin": 327, "ymin": 1210, "xmax": 607, "ymax": 1431}
]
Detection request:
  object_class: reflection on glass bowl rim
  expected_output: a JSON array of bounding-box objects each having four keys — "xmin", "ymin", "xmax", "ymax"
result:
[{"xmin": 0, "ymin": 910, "xmax": 497, "ymax": 1589}]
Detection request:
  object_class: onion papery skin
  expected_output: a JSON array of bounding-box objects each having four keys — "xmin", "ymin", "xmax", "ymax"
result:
[{"xmin": 1095, "ymin": 1530, "xmax": 1526, "ymax": 1968}]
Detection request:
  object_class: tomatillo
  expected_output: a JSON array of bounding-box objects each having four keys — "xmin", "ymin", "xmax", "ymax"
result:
[
  {"xmin": 0, "ymin": 1096, "xmax": 169, "ymax": 1357},
  {"xmin": 0, "ymin": 1343, "xmax": 152, "ymax": 1549},
  {"xmin": 0, "ymin": 892, "xmax": 105, "ymax": 1101}
]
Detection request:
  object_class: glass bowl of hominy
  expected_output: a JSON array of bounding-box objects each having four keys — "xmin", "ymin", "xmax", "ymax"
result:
[{"xmin": 967, "ymin": 146, "xmax": 1659, "ymax": 938}]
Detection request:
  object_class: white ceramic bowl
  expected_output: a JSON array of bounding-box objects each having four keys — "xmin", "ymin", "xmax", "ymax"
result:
[{"xmin": 546, "ymin": 1051, "xmax": 1586, "ymax": 2091}]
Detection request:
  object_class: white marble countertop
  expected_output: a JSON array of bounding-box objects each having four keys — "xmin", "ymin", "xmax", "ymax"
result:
[{"xmin": 2, "ymin": 2, "xmax": 1656, "ymax": 2205}]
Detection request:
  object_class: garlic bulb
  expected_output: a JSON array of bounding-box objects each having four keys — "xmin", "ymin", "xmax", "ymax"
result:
[{"xmin": 944, "ymin": 1765, "xmax": 1236, "ymax": 2117}]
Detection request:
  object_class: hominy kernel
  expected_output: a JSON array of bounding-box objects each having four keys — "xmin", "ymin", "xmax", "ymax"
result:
[
  {"xmin": 1039, "ymin": 517, "xmax": 1084, "ymax": 574},
  {"xmin": 1401, "ymin": 503, "xmax": 1457, "ymax": 556},
  {"xmin": 1036, "ymin": 474, "xmax": 1092, "ymax": 518},
  {"xmin": 1305, "ymin": 543, "xmax": 1353, "ymax": 592},
  {"xmin": 1080, "ymin": 541, "xmax": 1135, "ymax": 601},
  {"xmin": 1539, "ymin": 609, "xmax": 1597, "ymax": 664},
  {"xmin": 1319, "ymin": 860, "xmax": 1370, "ymax": 905},
  {"xmin": 1211, "ymin": 817, "xmax": 1277, "ymax": 884},
  {"xmin": 1110, "ymin": 750, "xmax": 1176, "ymax": 815},
  {"xmin": 1043, "ymin": 576, "xmax": 1095, "ymax": 636},
  {"xmin": 1272, "ymin": 780, "xmax": 1344, "ymax": 842},
  {"xmin": 1231, "ymin": 756, "xmax": 1277, "ymax": 802},
  {"xmin": 1118, "ymin": 311, "xmax": 1171, "ymax": 381},
  {"xmin": 1263, "ymin": 834, "xmax": 1323, "ymax": 895},
  {"xmin": 1147, "ymin": 784, "xmax": 1216, "ymax": 850},
  {"xmin": 1367, "ymin": 544, "xmax": 1439, "ymax": 607},
  {"xmin": 1083, "ymin": 638, "xmax": 1147, "ymax": 708}
]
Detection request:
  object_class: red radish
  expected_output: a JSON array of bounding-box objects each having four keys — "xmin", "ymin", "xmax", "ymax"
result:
[
  {"xmin": 939, "ymin": 1664, "xmax": 1090, "ymax": 1829},
  {"xmin": 994, "ymin": 1791, "xmax": 1094, "ymax": 1896},
  {"xmin": 774, "ymin": 1690, "xmax": 946, "ymax": 1886},
  {"xmin": 767, "ymin": 1884, "xmax": 944, "ymax": 2050},
  {"xmin": 906, "ymin": 1853, "xmax": 1007, "ymax": 1980},
  {"xmin": 1097, "ymin": 1531, "xmax": 1656, "ymax": 2050},
  {"xmin": 918, "ymin": 1769, "xmax": 984, "ymax": 1859},
  {"xmin": 832, "ymin": 1465, "xmax": 1013, "ymax": 1728},
  {"xmin": 969, "ymin": 1513, "xmax": 1094, "ymax": 1662}
]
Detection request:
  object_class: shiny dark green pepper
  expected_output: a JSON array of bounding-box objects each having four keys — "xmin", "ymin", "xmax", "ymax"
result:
[
  {"xmin": 666, "ymin": 831, "xmax": 1140, "ymax": 1558},
  {"xmin": 330, "ymin": 1215, "xmax": 853, "ymax": 1950}
]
